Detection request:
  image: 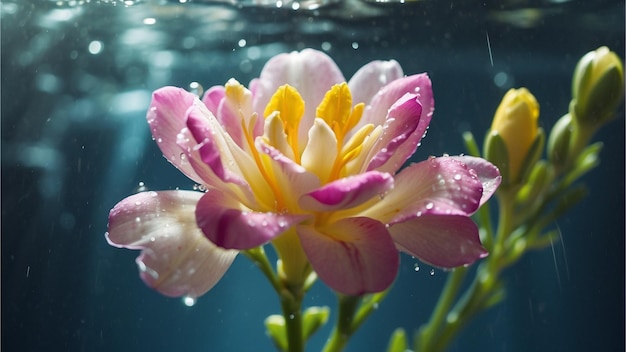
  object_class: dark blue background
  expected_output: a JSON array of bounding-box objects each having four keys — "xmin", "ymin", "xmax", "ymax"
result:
[{"xmin": 2, "ymin": 1, "xmax": 624, "ymax": 351}]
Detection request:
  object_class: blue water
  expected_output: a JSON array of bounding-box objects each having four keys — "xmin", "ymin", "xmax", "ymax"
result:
[{"xmin": 2, "ymin": 1, "xmax": 624, "ymax": 351}]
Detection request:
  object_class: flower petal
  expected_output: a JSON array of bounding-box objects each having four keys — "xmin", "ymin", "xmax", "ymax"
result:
[
  {"xmin": 182, "ymin": 102, "xmax": 268, "ymax": 209},
  {"xmin": 257, "ymin": 139, "xmax": 321, "ymax": 211},
  {"xmin": 196, "ymin": 189, "xmax": 309, "ymax": 250},
  {"xmin": 451, "ymin": 156, "xmax": 501, "ymax": 207},
  {"xmin": 360, "ymin": 156, "xmax": 483, "ymax": 224},
  {"xmin": 301, "ymin": 118, "xmax": 338, "ymax": 182},
  {"xmin": 186, "ymin": 106, "xmax": 248, "ymax": 186},
  {"xmin": 297, "ymin": 217, "xmax": 399, "ymax": 295},
  {"xmin": 365, "ymin": 93, "xmax": 422, "ymax": 172},
  {"xmin": 201, "ymin": 85, "xmax": 224, "ymax": 116},
  {"xmin": 299, "ymin": 171, "xmax": 394, "ymax": 212},
  {"xmin": 106, "ymin": 190, "xmax": 237, "ymax": 298},
  {"xmin": 348, "ymin": 59, "xmax": 404, "ymax": 108},
  {"xmin": 389, "ymin": 214, "xmax": 487, "ymax": 268},
  {"xmin": 359, "ymin": 73, "xmax": 434, "ymax": 132},
  {"xmin": 252, "ymin": 49, "xmax": 345, "ymax": 143},
  {"xmin": 147, "ymin": 86, "xmax": 204, "ymax": 184}
]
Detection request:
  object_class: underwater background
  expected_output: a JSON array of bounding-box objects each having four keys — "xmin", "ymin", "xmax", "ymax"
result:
[{"xmin": 2, "ymin": 1, "xmax": 624, "ymax": 351}]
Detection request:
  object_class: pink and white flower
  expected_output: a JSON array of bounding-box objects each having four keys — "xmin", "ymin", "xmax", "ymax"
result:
[{"xmin": 106, "ymin": 49, "xmax": 500, "ymax": 297}]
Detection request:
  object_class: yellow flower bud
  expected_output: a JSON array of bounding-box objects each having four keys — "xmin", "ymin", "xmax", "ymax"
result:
[
  {"xmin": 571, "ymin": 46, "xmax": 624, "ymax": 128},
  {"xmin": 488, "ymin": 88, "xmax": 540, "ymax": 183}
]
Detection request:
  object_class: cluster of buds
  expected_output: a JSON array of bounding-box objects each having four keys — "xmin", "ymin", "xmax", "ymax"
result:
[
  {"xmin": 548, "ymin": 46, "xmax": 624, "ymax": 171},
  {"xmin": 484, "ymin": 46, "xmax": 623, "ymax": 191}
]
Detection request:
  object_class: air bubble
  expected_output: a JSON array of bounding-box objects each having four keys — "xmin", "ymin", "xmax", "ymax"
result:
[
  {"xmin": 414, "ymin": 263, "xmax": 420, "ymax": 272},
  {"xmin": 182, "ymin": 295, "xmax": 197, "ymax": 307},
  {"xmin": 430, "ymin": 269, "xmax": 435, "ymax": 276}
]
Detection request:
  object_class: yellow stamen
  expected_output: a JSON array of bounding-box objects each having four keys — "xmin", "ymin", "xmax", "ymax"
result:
[
  {"xmin": 264, "ymin": 85, "xmax": 305, "ymax": 163},
  {"xmin": 316, "ymin": 83, "xmax": 364, "ymax": 146},
  {"xmin": 240, "ymin": 118, "xmax": 287, "ymax": 211},
  {"xmin": 329, "ymin": 124, "xmax": 375, "ymax": 180}
]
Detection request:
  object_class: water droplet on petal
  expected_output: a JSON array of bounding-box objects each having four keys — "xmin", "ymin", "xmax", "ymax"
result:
[
  {"xmin": 454, "ymin": 174, "xmax": 462, "ymax": 181},
  {"xmin": 425, "ymin": 202, "xmax": 434, "ymax": 210},
  {"xmin": 188, "ymin": 81, "xmax": 203, "ymax": 97}
]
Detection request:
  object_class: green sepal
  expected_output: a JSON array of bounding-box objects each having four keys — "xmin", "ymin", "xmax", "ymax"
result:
[
  {"xmin": 264, "ymin": 314, "xmax": 287, "ymax": 352},
  {"xmin": 562, "ymin": 142, "xmax": 603, "ymax": 188},
  {"xmin": 517, "ymin": 127, "xmax": 545, "ymax": 183},
  {"xmin": 386, "ymin": 328, "xmax": 409, "ymax": 352},
  {"xmin": 547, "ymin": 113, "xmax": 573, "ymax": 168},
  {"xmin": 516, "ymin": 160, "xmax": 554, "ymax": 205},
  {"xmin": 571, "ymin": 49, "xmax": 595, "ymax": 100},
  {"xmin": 483, "ymin": 131, "xmax": 510, "ymax": 187},
  {"xmin": 462, "ymin": 131, "xmax": 482, "ymax": 157},
  {"xmin": 302, "ymin": 306, "xmax": 330, "ymax": 341},
  {"xmin": 574, "ymin": 65, "xmax": 624, "ymax": 128},
  {"xmin": 483, "ymin": 280, "xmax": 506, "ymax": 309}
]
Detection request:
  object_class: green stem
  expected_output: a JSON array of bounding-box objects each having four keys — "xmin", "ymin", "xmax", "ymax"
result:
[
  {"xmin": 280, "ymin": 287, "xmax": 305, "ymax": 352},
  {"xmin": 416, "ymin": 266, "xmax": 469, "ymax": 351},
  {"xmin": 244, "ymin": 247, "xmax": 306, "ymax": 352},
  {"xmin": 322, "ymin": 295, "xmax": 361, "ymax": 352}
]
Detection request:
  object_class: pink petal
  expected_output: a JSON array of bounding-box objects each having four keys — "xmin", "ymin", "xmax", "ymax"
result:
[
  {"xmin": 361, "ymin": 156, "xmax": 484, "ymax": 224},
  {"xmin": 186, "ymin": 107, "xmax": 247, "ymax": 186},
  {"xmin": 201, "ymin": 85, "xmax": 225, "ymax": 116},
  {"xmin": 257, "ymin": 140, "xmax": 321, "ymax": 209},
  {"xmin": 299, "ymin": 171, "xmax": 393, "ymax": 212},
  {"xmin": 451, "ymin": 156, "xmax": 501, "ymax": 206},
  {"xmin": 196, "ymin": 189, "xmax": 309, "ymax": 250},
  {"xmin": 359, "ymin": 73, "xmax": 434, "ymax": 133},
  {"xmin": 252, "ymin": 49, "xmax": 345, "ymax": 143},
  {"xmin": 389, "ymin": 214, "xmax": 487, "ymax": 268},
  {"xmin": 147, "ymin": 86, "xmax": 205, "ymax": 184},
  {"xmin": 297, "ymin": 217, "xmax": 399, "ymax": 295},
  {"xmin": 365, "ymin": 93, "xmax": 422, "ymax": 172},
  {"xmin": 348, "ymin": 59, "xmax": 404, "ymax": 107},
  {"xmin": 106, "ymin": 190, "xmax": 237, "ymax": 298}
]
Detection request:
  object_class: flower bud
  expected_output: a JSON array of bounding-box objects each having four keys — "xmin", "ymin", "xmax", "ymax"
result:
[
  {"xmin": 547, "ymin": 113, "xmax": 573, "ymax": 168},
  {"xmin": 485, "ymin": 88, "xmax": 540, "ymax": 185},
  {"xmin": 571, "ymin": 46, "xmax": 624, "ymax": 129}
]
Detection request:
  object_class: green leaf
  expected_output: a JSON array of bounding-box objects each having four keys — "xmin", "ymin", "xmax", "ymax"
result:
[
  {"xmin": 302, "ymin": 306, "xmax": 330, "ymax": 341},
  {"xmin": 264, "ymin": 314, "xmax": 287, "ymax": 352}
]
